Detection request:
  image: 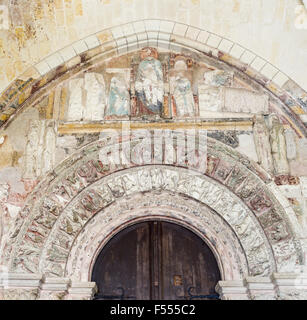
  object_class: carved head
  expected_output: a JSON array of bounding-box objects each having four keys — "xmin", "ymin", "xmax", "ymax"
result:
[
  {"xmin": 174, "ymin": 60, "xmax": 187, "ymax": 71},
  {"xmin": 140, "ymin": 47, "xmax": 158, "ymax": 60},
  {"xmin": 269, "ymin": 114, "xmax": 281, "ymax": 127}
]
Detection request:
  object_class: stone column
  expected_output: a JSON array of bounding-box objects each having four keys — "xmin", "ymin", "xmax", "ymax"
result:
[
  {"xmin": 38, "ymin": 277, "xmax": 71, "ymax": 300},
  {"xmin": 272, "ymin": 272, "xmax": 307, "ymax": 300},
  {"xmin": 215, "ymin": 280, "xmax": 249, "ymax": 300},
  {"xmin": 0, "ymin": 273, "xmax": 42, "ymax": 300},
  {"xmin": 244, "ymin": 277, "xmax": 276, "ymax": 300},
  {"xmin": 66, "ymin": 281, "xmax": 97, "ymax": 300}
]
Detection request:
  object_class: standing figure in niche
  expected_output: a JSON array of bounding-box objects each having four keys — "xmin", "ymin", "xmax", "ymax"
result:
[
  {"xmin": 105, "ymin": 77, "xmax": 130, "ymax": 117},
  {"xmin": 269, "ymin": 114, "xmax": 289, "ymax": 175},
  {"xmin": 84, "ymin": 72, "xmax": 106, "ymax": 121},
  {"xmin": 253, "ymin": 114, "xmax": 274, "ymax": 174},
  {"xmin": 42, "ymin": 122, "xmax": 56, "ymax": 175},
  {"xmin": 135, "ymin": 48, "xmax": 164, "ymax": 115},
  {"xmin": 67, "ymin": 78, "xmax": 84, "ymax": 121},
  {"xmin": 23, "ymin": 121, "xmax": 40, "ymax": 178},
  {"xmin": 173, "ymin": 76, "xmax": 195, "ymax": 117}
]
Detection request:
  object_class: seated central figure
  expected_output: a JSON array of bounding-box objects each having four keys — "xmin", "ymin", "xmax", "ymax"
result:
[{"xmin": 135, "ymin": 47, "xmax": 164, "ymax": 115}]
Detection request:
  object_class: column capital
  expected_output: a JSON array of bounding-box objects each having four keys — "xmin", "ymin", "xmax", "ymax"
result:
[
  {"xmin": 215, "ymin": 280, "xmax": 248, "ymax": 300},
  {"xmin": 67, "ymin": 281, "xmax": 98, "ymax": 300},
  {"xmin": 243, "ymin": 277, "xmax": 275, "ymax": 300}
]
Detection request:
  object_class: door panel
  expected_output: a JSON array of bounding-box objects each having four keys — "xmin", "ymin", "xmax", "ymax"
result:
[
  {"xmin": 92, "ymin": 222, "xmax": 151, "ymax": 300},
  {"xmin": 92, "ymin": 221, "xmax": 220, "ymax": 300},
  {"xmin": 161, "ymin": 222, "xmax": 220, "ymax": 299}
]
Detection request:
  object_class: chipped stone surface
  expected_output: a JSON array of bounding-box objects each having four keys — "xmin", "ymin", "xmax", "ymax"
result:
[
  {"xmin": 198, "ymin": 85, "xmax": 223, "ymax": 113},
  {"xmin": 285, "ymin": 129, "xmax": 297, "ymax": 160},
  {"xmin": 269, "ymin": 114, "xmax": 290, "ymax": 175},
  {"xmin": 22, "ymin": 120, "xmax": 57, "ymax": 179},
  {"xmin": 0, "ymin": 45, "xmax": 306, "ymax": 300},
  {"xmin": 223, "ymin": 88, "xmax": 269, "ymax": 114},
  {"xmin": 301, "ymin": 177, "xmax": 307, "ymax": 198},
  {"xmin": 0, "ymin": 134, "xmax": 302, "ymax": 281},
  {"xmin": 236, "ymin": 133, "xmax": 258, "ymax": 162}
]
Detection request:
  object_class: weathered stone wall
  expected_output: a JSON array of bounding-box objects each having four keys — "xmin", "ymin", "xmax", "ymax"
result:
[
  {"xmin": 0, "ymin": 38, "xmax": 306, "ymax": 298},
  {"xmin": 0, "ymin": 0, "xmax": 307, "ymax": 92}
]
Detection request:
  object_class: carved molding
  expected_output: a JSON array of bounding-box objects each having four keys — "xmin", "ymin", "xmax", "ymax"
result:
[
  {"xmin": 0, "ymin": 134, "xmax": 303, "ymax": 280},
  {"xmin": 65, "ymin": 190, "xmax": 248, "ymax": 282},
  {"xmin": 1, "ymin": 273, "xmax": 307, "ymax": 300}
]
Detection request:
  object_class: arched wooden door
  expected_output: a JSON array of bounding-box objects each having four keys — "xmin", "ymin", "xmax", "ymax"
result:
[{"xmin": 91, "ymin": 221, "xmax": 221, "ymax": 300}]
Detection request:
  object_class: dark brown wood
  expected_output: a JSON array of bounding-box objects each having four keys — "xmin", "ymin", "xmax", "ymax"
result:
[
  {"xmin": 160, "ymin": 222, "xmax": 220, "ymax": 299},
  {"xmin": 92, "ymin": 222, "xmax": 151, "ymax": 300},
  {"xmin": 91, "ymin": 221, "xmax": 220, "ymax": 300}
]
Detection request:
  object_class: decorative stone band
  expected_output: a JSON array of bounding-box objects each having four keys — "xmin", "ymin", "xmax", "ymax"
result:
[
  {"xmin": 216, "ymin": 273, "xmax": 307, "ymax": 300},
  {"xmin": 215, "ymin": 280, "xmax": 249, "ymax": 300},
  {"xmin": 0, "ymin": 135, "xmax": 303, "ymax": 280},
  {"xmin": 57, "ymin": 120, "xmax": 254, "ymax": 135},
  {"xmin": 0, "ymin": 273, "xmax": 42, "ymax": 300},
  {"xmin": 39, "ymin": 277, "xmax": 71, "ymax": 300},
  {"xmin": 67, "ymin": 282, "xmax": 97, "ymax": 301},
  {"xmin": 0, "ymin": 273, "xmax": 96, "ymax": 300},
  {"xmin": 272, "ymin": 273, "xmax": 307, "ymax": 300},
  {"xmin": 244, "ymin": 277, "xmax": 276, "ymax": 300},
  {"xmin": 1, "ymin": 273, "xmax": 307, "ymax": 300},
  {"xmin": 65, "ymin": 190, "xmax": 249, "ymax": 282}
]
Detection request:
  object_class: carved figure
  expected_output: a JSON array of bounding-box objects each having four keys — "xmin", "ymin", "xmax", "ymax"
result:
[
  {"xmin": 67, "ymin": 78, "xmax": 84, "ymax": 121},
  {"xmin": 135, "ymin": 48, "xmax": 164, "ymax": 115},
  {"xmin": 173, "ymin": 76, "xmax": 195, "ymax": 117},
  {"xmin": 105, "ymin": 77, "xmax": 130, "ymax": 117},
  {"xmin": 84, "ymin": 73, "xmax": 106, "ymax": 121},
  {"xmin": 269, "ymin": 114, "xmax": 290, "ymax": 175},
  {"xmin": 253, "ymin": 115, "xmax": 274, "ymax": 173}
]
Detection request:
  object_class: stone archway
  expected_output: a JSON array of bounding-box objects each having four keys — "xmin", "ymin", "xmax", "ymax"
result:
[
  {"xmin": 66, "ymin": 185, "xmax": 250, "ymax": 283},
  {"xmin": 0, "ymin": 131, "xmax": 304, "ymax": 300}
]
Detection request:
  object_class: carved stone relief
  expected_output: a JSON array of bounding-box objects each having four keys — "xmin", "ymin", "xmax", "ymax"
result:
[
  {"xmin": 83, "ymin": 73, "xmax": 106, "ymax": 121},
  {"xmin": 198, "ymin": 85, "xmax": 223, "ymax": 113},
  {"xmin": 66, "ymin": 190, "xmax": 248, "ymax": 282},
  {"xmin": 169, "ymin": 59, "xmax": 195, "ymax": 117},
  {"xmin": 67, "ymin": 73, "xmax": 106, "ymax": 122},
  {"xmin": 105, "ymin": 68, "xmax": 130, "ymax": 118},
  {"xmin": 172, "ymin": 76, "xmax": 195, "ymax": 117},
  {"xmin": 135, "ymin": 48, "xmax": 164, "ymax": 115},
  {"xmin": 1, "ymin": 135, "xmax": 302, "ymax": 283},
  {"xmin": 198, "ymin": 69, "xmax": 268, "ymax": 115},
  {"xmin": 22, "ymin": 120, "xmax": 57, "ymax": 179},
  {"xmin": 253, "ymin": 115, "xmax": 274, "ymax": 174},
  {"xmin": 2, "ymin": 289, "xmax": 38, "ymax": 300},
  {"xmin": 67, "ymin": 78, "xmax": 84, "ymax": 121},
  {"xmin": 284, "ymin": 129, "xmax": 297, "ymax": 161},
  {"xmin": 105, "ymin": 76, "xmax": 130, "ymax": 117},
  {"xmin": 223, "ymin": 88, "xmax": 269, "ymax": 114},
  {"xmin": 203, "ymin": 70, "xmax": 233, "ymax": 87},
  {"xmin": 53, "ymin": 48, "xmax": 279, "ymax": 121},
  {"xmin": 269, "ymin": 114, "xmax": 290, "ymax": 175}
]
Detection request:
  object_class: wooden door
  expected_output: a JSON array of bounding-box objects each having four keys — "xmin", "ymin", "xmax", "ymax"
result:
[{"xmin": 92, "ymin": 221, "xmax": 220, "ymax": 300}]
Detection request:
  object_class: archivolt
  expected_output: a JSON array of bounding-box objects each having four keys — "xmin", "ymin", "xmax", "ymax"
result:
[
  {"xmin": 66, "ymin": 190, "xmax": 249, "ymax": 282},
  {"xmin": 1, "ymin": 134, "xmax": 303, "ymax": 278}
]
